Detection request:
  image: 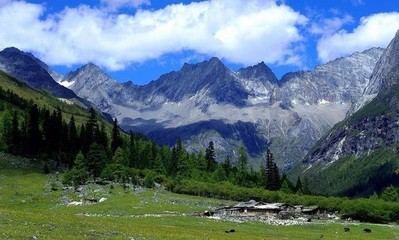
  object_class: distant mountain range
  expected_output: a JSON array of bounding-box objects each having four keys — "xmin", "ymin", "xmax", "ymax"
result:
[
  {"xmin": 0, "ymin": 39, "xmax": 388, "ymax": 176},
  {"xmin": 57, "ymin": 47, "xmax": 383, "ymax": 171}
]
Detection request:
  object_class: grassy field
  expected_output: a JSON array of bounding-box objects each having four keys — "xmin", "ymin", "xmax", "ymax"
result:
[{"xmin": 1, "ymin": 155, "xmax": 399, "ymax": 239}]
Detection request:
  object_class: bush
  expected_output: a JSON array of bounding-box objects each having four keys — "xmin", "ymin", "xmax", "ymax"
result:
[
  {"xmin": 143, "ymin": 174, "xmax": 155, "ymax": 188},
  {"xmin": 154, "ymin": 174, "xmax": 169, "ymax": 184},
  {"xmin": 62, "ymin": 168, "xmax": 88, "ymax": 186}
]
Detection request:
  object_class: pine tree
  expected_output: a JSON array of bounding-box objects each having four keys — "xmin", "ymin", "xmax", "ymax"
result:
[
  {"xmin": 280, "ymin": 174, "xmax": 294, "ymax": 193},
  {"xmin": 79, "ymin": 124, "xmax": 88, "ymax": 154},
  {"xmin": 74, "ymin": 151, "xmax": 87, "ymax": 170},
  {"xmin": 195, "ymin": 150, "xmax": 207, "ymax": 172},
  {"xmin": 95, "ymin": 123, "xmax": 108, "ymax": 148},
  {"xmin": 295, "ymin": 177, "xmax": 303, "ymax": 194},
  {"xmin": 68, "ymin": 115, "xmax": 80, "ymax": 167},
  {"xmin": 236, "ymin": 146, "xmax": 248, "ymax": 185},
  {"xmin": 42, "ymin": 109, "xmax": 52, "ymax": 155},
  {"xmin": 111, "ymin": 118, "xmax": 122, "ymax": 154},
  {"xmin": 222, "ymin": 155, "xmax": 232, "ymax": 178},
  {"xmin": 59, "ymin": 122, "xmax": 69, "ymax": 164},
  {"xmin": 381, "ymin": 185, "xmax": 399, "ymax": 202},
  {"xmin": 153, "ymin": 151, "xmax": 166, "ymax": 174},
  {"xmin": 205, "ymin": 141, "xmax": 216, "ymax": 171},
  {"xmin": 112, "ymin": 147, "xmax": 128, "ymax": 166},
  {"xmin": 1, "ymin": 107, "xmax": 11, "ymax": 148},
  {"xmin": 86, "ymin": 143, "xmax": 108, "ymax": 178},
  {"xmin": 84, "ymin": 108, "xmax": 98, "ymax": 151},
  {"xmin": 9, "ymin": 110, "xmax": 20, "ymax": 154},
  {"xmin": 175, "ymin": 138, "xmax": 187, "ymax": 176},
  {"xmin": 25, "ymin": 103, "xmax": 42, "ymax": 156},
  {"xmin": 158, "ymin": 146, "xmax": 171, "ymax": 174},
  {"xmin": 265, "ymin": 149, "xmax": 280, "ymax": 191},
  {"xmin": 128, "ymin": 132, "xmax": 140, "ymax": 168},
  {"xmin": 170, "ymin": 138, "xmax": 188, "ymax": 176}
]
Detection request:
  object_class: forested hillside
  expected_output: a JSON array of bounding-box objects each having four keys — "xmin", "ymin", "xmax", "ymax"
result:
[{"xmin": 0, "ymin": 70, "xmax": 284, "ymax": 192}]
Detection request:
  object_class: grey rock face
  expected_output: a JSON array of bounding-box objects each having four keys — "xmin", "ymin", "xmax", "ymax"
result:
[
  {"xmin": 365, "ymin": 30, "xmax": 399, "ymax": 95},
  {"xmin": 62, "ymin": 48, "xmax": 383, "ymax": 171},
  {"xmin": 63, "ymin": 63, "xmax": 128, "ymax": 115},
  {"xmin": 348, "ymin": 30, "xmax": 399, "ymax": 115},
  {"xmin": 279, "ymin": 47, "xmax": 384, "ymax": 106}
]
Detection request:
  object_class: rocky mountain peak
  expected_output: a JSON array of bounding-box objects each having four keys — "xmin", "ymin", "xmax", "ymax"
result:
[
  {"xmin": 64, "ymin": 62, "xmax": 112, "ymax": 86},
  {"xmin": 238, "ymin": 61, "xmax": 278, "ymax": 84},
  {"xmin": 83, "ymin": 62, "xmax": 102, "ymax": 71},
  {"xmin": 76, "ymin": 62, "xmax": 104, "ymax": 75},
  {"xmin": 180, "ymin": 57, "xmax": 227, "ymax": 75},
  {"xmin": 0, "ymin": 47, "xmax": 23, "ymax": 56}
]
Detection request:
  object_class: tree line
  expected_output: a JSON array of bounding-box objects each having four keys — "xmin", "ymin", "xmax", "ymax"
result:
[{"xmin": 0, "ymin": 88, "xmax": 308, "ymax": 192}]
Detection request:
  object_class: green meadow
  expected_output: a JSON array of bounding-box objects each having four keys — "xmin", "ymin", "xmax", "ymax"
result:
[{"xmin": 1, "ymin": 154, "xmax": 398, "ymax": 239}]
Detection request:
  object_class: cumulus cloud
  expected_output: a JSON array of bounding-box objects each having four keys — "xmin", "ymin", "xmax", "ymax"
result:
[
  {"xmin": 100, "ymin": 0, "xmax": 150, "ymax": 11},
  {"xmin": 0, "ymin": 0, "xmax": 307, "ymax": 70},
  {"xmin": 317, "ymin": 12, "xmax": 399, "ymax": 63}
]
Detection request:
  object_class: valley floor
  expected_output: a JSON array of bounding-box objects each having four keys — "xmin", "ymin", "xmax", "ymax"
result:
[{"xmin": 1, "ymin": 156, "xmax": 398, "ymax": 239}]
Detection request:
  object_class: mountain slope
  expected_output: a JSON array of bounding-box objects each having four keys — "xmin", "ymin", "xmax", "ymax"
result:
[
  {"xmin": 293, "ymin": 30, "xmax": 399, "ymax": 196},
  {"xmin": 62, "ymin": 48, "xmax": 383, "ymax": 171},
  {"xmin": 0, "ymin": 47, "xmax": 93, "ymax": 108},
  {"xmin": 0, "ymin": 70, "xmax": 93, "ymax": 125}
]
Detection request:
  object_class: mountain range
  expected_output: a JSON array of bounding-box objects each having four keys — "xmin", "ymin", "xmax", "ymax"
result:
[
  {"xmin": 0, "ymin": 34, "xmax": 392, "ymax": 178},
  {"xmin": 57, "ymin": 47, "xmax": 383, "ymax": 171}
]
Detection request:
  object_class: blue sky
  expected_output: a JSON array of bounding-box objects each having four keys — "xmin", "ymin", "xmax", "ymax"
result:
[{"xmin": 0, "ymin": 0, "xmax": 398, "ymax": 85}]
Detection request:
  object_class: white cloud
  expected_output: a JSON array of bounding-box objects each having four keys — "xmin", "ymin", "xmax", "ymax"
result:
[
  {"xmin": 0, "ymin": 0, "xmax": 307, "ymax": 70},
  {"xmin": 310, "ymin": 14, "xmax": 353, "ymax": 36},
  {"xmin": 100, "ymin": 0, "xmax": 150, "ymax": 11},
  {"xmin": 0, "ymin": 0, "xmax": 12, "ymax": 7},
  {"xmin": 317, "ymin": 12, "xmax": 399, "ymax": 63}
]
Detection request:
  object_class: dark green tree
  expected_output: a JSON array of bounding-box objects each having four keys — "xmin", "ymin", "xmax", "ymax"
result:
[
  {"xmin": 111, "ymin": 118, "xmax": 122, "ymax": 154},
  {"xmin": 82, "ymin": 108, "xmax": 98, "ymax": 153},
  {"xmin": 86, "ymin": 143, "xmax": 108, "ymax": 178},
  {"xmin": 95, "ymin": 123, "xmax": 108, "ymax": 148},
  {"xmin": 9, "ymin": 110, "xmax": 20, "ymax": 154},
  {"xmin": 265, "ymin": 149, "xmax": 280, "ymax": 191},
  {"xmin": 205, "ymin": 141, "xmax": 216, "ymax": 171},
  {"xmin": 25, "ymin": 103, "xmax": 42, "ymax": 156},
  {"xmin": 62, "ymin": 151, "xmax": 88, "ymax": 186},
  {"xmin": 112, "ymin": 147, "xmax": 128, "ymax": 166},
  {"xmin": 68, "ymin": 115, "xmax": 80, "ymax": 167},
  {"xmin": 222, "ymin": 155, "xmax": 233, "ymax": 178},
  {"xmin": 295, "ymin": 177, "xmax": 303, "ymax": 194},
  {"xmin": 280, "ymin": 174, "xmax": 295, "ymax": 193},
  {"xmin": 195, "ymin": 150, "xmax": 207, "ymax": 172},
  {"xmin": 236, "ymin": 146, "xmax": 248, "ymax": 185},
  {"xmin": 170, "ymin": 138, "xmax": 188, "ymax": 176},
  {"xmin": 128, "ymin": 132, "xmax": 140, "ymax": 168},
  {"xmin": 1, "ymin": 107, "xmax": 12, "ymax": 151},
  {"xmin": 381, "ymin": 185, "xmax": 399, "ymax": 202}
]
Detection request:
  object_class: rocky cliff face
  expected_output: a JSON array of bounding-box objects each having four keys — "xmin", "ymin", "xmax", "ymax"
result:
[
  {"xmin": 294, "ymin": 30, "xmax": 399, "ymax": 196},
  {"xmin": 62, "ymin": 48, "xmax": 384, "ymax": 171}
]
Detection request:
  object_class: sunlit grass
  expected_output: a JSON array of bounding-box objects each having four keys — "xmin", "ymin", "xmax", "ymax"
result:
[{"xmin": 1, "ymin": 158, "xmax": 399, "ymax": 239}]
